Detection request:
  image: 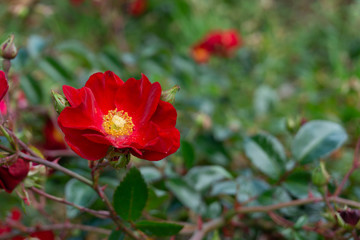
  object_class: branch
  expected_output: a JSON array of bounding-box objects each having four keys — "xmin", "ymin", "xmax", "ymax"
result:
[
  {"xmin": 333, "ymin": 138, "xmax": 360, "ymax": 196},
  {"xmin": 19, "ymin": 152, "xmax": 93, "ymax": 187},
  {"xmin": 30, "ymin": 187, "xmax": 110, "ymax": 219},
  {"xmin": 189, "ymin": 196, "xmax": 360, "ymax": 240}
]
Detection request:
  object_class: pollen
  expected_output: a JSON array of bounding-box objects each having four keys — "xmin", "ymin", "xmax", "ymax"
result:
[{"xmin": 102, "ymin": 108, "xmax": 134, "ymax": 137}]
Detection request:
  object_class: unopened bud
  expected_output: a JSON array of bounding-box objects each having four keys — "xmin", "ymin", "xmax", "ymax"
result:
[
  {"xmin": 312, "ymin": 161, "xmax": 330, "ymax": 186},
  {"xmin": 1, "ymin": 34, "xmax": 18, "ymax": 60},
  {"xmin": 51, "ymin": 90, "xmax": 69, "ymax": 114},
  {"xmin": 160, "ymin": 85, "xmax": 180, "ymax": 104},
  {"xmin": 285, "ymin": 116, "xmax": 301, "ymax": 133},
  {"xmin": 338, "ymin": 208, "xmax": 360, "ymax": 227}
]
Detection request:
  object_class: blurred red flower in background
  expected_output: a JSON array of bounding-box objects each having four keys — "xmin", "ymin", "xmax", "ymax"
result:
[
  {"xmin": 0, "ymin": 70, "xmax": 8, "ymax": 101},
  {"xmin": 58, "ymin": 71, "xmax": 180, "ymax": 161},
  {"xmin": 70, "ymin": 0, "xmax": 85, "ymax": 6},
  {"xmin": 0, "ymin": 209, "xmax": 55, "ymax": 240},
  {"xmin": 0, "ymin": 158, "xmax": 29, "ymax": 193},
  {"xmin": 43, "ymin": 118, "xmax": 67, "ymax": 151},
  {"xmin": 192, "ymin": 30, "xmax": 242, "ymax": 63},
  {"xmin": 128, "ymin": 0, "xmax": 147, "ymax": 16}
]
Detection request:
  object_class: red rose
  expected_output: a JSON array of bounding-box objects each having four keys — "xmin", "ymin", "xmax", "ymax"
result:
[
  {"xmin": 58, "ymin": 71, "xmax": 180, "ymax": 161},
  {"xmin": 128, "ymin": 0, "xmax": 147, "ymax": 16},
  {"xmin": 192, "ymin": 30, "xmax": 242, "ymax": 63},
  {"xmin": 0, "ymin": 70, "xmax": 8, "ymax": 101},
  {"xmin": 0, "ymin": 158, "xmax": 29, "ymax": 193}
]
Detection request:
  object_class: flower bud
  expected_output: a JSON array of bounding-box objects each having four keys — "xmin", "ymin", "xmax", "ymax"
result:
[
  {"xmin": 1, "ymin": 34, "xmax": 18, "ymax": 60},
  {"xmin": 285, "ymin": 116, "xmax": 301, "ymax": 133},
  {"xmin": 160, "ymin": 85, "xmax": 180, "ymax": 104},
  {"xmin": 311, "ymin": 161, "xmax": 330, "ymax": 186},
  {"xmin": 338, "ymin": 208, "xmax": 360, "ymax": 227},
  {"xmin": 51, "ymin": 90, "xmax": 69, "ymax": 114}
]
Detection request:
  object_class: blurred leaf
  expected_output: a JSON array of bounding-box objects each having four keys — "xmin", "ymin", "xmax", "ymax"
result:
[
  {"xmin": 56, "ymin": 41, "xmax": 97, "ymax": 68},
  {"xmin": 236, "ymin": 176, "xmax": 270, "ymax": 202},
  {"xmin": 65, "ymin": 179, "xmax": 97, "ymax": 218},
  {"xmin": 146, "ymin": 187, "xmax": 169, "ymax": 211},
  {"xmin": 165, "ymin": 178, "xmax": 202, "ymax": 213},
  {"xmin": 113, "ymin": 167, "xmax": 148, "ymax": 221},
  {"xmin": 20, "ymin": 75, "xmax": 42, "ymax": 104},
  {"xmin": 185, "ymin": 166, "xmax": 232, "ymax": 192},
  {"xmin": 254, "ymin": 85, "xmax": 278, "ymax": 117},
  {"xmin": 210, "ymin": 180, "xmax": 237, "ymax": 196},
  {"xmin": 140, "ymin": 167, "xmax": 162, "ymax": 183},
  {"xmin": 294, "ymin": 216, "xmax": 308, "ymax": 229},
  {"xmin": 27, "ymin": 35, "xmax": 47, "ymax": 58},
  {"xmin": 39, "ymin": 57, "xmax": 73, "ymax": 84},
  {"xmin": 181, "ymin": 140, "xmax": 196, "ymax": 169},
  {"xmin": 108, "ymin": 231, "xmax": 125, "ymax": 240},
  {"xmin": 292, "ymin": 120, "xmax": 348, "ymax": 164},
  {"xmin": 244, "ymin": 133, "xmax": 286, "ymax": 180},
  {"xmin": 135, "ymin": 220, "xmax": 183, "ymax": 237},
  {"xmin": 283, "ymin": 170, "xmax": 311, "ymax": 199}
]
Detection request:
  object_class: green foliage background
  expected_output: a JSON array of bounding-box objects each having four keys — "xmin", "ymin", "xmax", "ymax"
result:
[{"xmin": 1, "ymin": 0, "xmax": 360, "ymax": 239}]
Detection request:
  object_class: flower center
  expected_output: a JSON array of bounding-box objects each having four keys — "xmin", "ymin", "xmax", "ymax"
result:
[{"xmin": 102, "ymin": 108, "xmax": 134, "ymax": 137}]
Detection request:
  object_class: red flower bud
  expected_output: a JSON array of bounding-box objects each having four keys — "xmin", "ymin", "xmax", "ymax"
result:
[
  {"xmin": 58, "ymin": 71, "xmax": 180, "ymax": 161},
  {"xmin": 338, "ymin": 209, "xmax": 360, "ymax": 226},
  {"xmin": 0, "ymin": 158, "xmax": 29, "ymax": 193}
]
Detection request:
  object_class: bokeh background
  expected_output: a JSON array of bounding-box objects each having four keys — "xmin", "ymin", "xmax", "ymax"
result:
[{"xmin": 2, "ymin": 0, "xmax": 360, "ymax": 239}]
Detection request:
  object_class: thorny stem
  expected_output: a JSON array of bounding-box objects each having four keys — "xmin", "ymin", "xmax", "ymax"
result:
[{"xmin": 91, "ymin": 164, "xmax": 143, "ymax": 240}]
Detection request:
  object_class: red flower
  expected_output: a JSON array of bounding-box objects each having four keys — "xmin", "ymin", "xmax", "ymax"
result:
[
  {"xmin": 192, "ymin": 30, "xmax": 242, "ymax": 63},
  {"xmin": 58, "ymin": 71, "xmax": 180, "ymax": 161},
  {"xmin": 0, "ymin": 158, "xmax": 29, "ymax": 193},
  {"xmin": 0, "ymin": 70, "xmax": 8, "ymax": 101},
  {"xmin": 128, "ymin": 0, "xmax": 147, "ymax": 16}
]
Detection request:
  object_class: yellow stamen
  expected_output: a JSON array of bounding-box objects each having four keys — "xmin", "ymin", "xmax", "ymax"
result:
[{"xmin": 102, "ymin": 108, "xmax": 134, "ymax": 137}]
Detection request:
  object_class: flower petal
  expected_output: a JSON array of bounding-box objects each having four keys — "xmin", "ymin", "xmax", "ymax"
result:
[
  {"xmin": 115, "ymin": 74, "xmax": 161, "ymax": 126},
  {"xmin": 0, "ymin": 70, "xmax": 9, "ymax": 101},
  {"xmin": 62, "ymin": 128, "xmax": 110, "ymax": 160},
  {"xmin": 58, "ymin": 87, "xmax": 103, "ymax": 131},
  {"xmin": 85, "ymin": 71, "xmax": 124, "ymax": 114}
]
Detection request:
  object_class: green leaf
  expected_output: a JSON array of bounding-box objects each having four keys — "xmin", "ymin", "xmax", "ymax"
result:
[
  {"xmin": 135, "ymin": 220, "xmax": 183, "ymax": 237},
  {"xmin": 65, "ymin": 179, "xmax": 97, "ymax": 218},
  {"xmin": 244, "ymin": 133, "xmax": 286, "ymax": 180},
  {"xmin": 185, "ymin": 166, "xmax": 232, "ymax": 192},
  {"xmin": 292, "ymin": 120, "xmax": 348, "ymax": 164},
  {"xmin": 181, "ymin": 140, "xmax": 196, "ymax": 169},
  {"xmin": 113, "ymin": 167, "xmax": 148, "ymax": 221},
  {"xmin": 108, "ymin": 230, "xmax": 125, "ymax": 240},
  {"xmin": 165, "ymin": 178, "xmax": 202, "ymax": 213}
]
